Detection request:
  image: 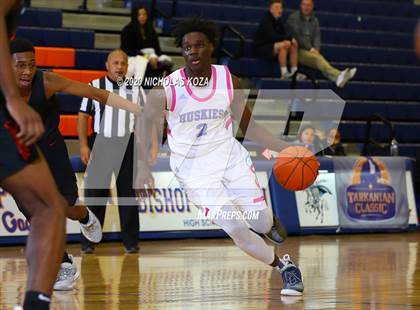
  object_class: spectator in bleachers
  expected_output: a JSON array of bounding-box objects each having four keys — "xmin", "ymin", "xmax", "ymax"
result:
[
  {"xmin": 294, "ymin": 124, "xmax": 316, "ymax": 153},
  {"xmin": 324, "ymin": 128, "xmax": 346, "ymax": 156},
  {"xmin": 121, "ymin": 5, "xmax": 172, "ymax": 84},
  {"xmin": 286, "ymin": 0, "xmax": 357, "ymax": 88},
  {"xmin": 295, "ymin": 124, "xmax": 328, "ymax": 155},
  {"xmin": 297, "ymin": 125, "xmax": 315, "ymax": 146},
  {"xmin": 254, "ymin": 0, "xmax": 299, "ymax": 80}
]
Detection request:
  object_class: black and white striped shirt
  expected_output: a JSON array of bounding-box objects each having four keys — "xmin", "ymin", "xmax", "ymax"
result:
[{"xmin": 79, "ymin": 76, "xmax": 145, "ymax": 138}]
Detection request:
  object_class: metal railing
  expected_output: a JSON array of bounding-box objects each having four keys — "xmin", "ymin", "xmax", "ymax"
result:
[
  {"xmin": 216, "ymin": 25, "xmax": 245, "ymax": 62},
  {"xmin": 362, "ymin": 113, "xmax": 395, "ymax": 156}
]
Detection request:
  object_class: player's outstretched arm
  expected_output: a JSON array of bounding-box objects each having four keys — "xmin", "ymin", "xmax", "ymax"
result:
[
  {"xmin": 148, "ymin": 122, "xmax": 160, "ymax": 166},
  {"xmin": 134, "ymin": 86, "xmax": 166, "ymax": 197},
  {"xmin": 230, "ymin": 75, "xmax": 288, "ymax": 152},
  {"xmin": 43, "ymin": 72, "xmax": 142, "ymax": 115}
]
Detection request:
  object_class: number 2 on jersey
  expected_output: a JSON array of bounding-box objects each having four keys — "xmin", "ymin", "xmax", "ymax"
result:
[{"xmin": 196, "ymin": 123, "xmax": 208, "ymax": 137}]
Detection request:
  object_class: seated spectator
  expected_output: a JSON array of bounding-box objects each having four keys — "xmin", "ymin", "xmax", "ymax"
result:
[
  {"xmin": 120, "ymin": 5, "xmax": 172, "ymax": 83},
  {"xmin": 294, "ymin": 125, "xmax": 326, "ymax": 155},
  {"xmin": 296, "ymin": 125, "xmax": 315, "ymax": 145},
  {"xmin": 255, "ymin": 0, "xmax": 298, "ymax": 80},
  {"xmin": 324, "ymin": 128, "xmax": 346, "ymax": 156},
  {"xmin": 286, "ymin": 0, "xmax": 357, "ymax": 88},
  {"xmin": 294, "ymin": 124, "xmax": 316, "ymax": 153}
]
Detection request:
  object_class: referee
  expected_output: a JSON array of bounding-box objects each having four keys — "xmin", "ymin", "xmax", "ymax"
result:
[{"xmin": 78, "ymin": 49, "xmax": 155, "ymax": 253}]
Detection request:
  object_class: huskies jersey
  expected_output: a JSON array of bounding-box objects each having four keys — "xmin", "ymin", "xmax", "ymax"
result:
[{"xmin": 163, "ymin": 64, "xmax": 236, "ymax": 159}]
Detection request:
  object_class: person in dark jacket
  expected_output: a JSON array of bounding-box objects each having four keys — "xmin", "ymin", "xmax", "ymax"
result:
[
  {"xmin": 120, "ymin": 5, "xmax": 172, "ymax": 84},
  {"xmin": 255, "ymin": 0, "xmax": 298, "ymax": 79}
]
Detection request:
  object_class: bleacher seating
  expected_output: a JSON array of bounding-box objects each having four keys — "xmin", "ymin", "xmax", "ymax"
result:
[
  {"xmin": 16, "ymin": 26, "xmax": 94, "ymax": 49},
  {"xmin": 52, "ymin": 69, "xmax": 107, "ymax": 83},
  {"xmin": 35, "ymin": 47, "xmax": 75, "ymax": 68},
  {"xmin": 19, "ymin": 1, "xmax": 420, "ymax": 156},
  {"xmin": 225, "ymin": 58, "xmax": 420, "ymax": 83},
  {"xmin": 19, "ymin": 8, "xmax": 62, "ymax": 28},
  {"xmin": 58, "ymin": 115, "xmax": 93, "ymax": 137}
]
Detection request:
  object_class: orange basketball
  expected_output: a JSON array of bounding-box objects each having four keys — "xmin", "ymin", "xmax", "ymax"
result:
[{"xmin": 273, "ymin": 146, "xmax": 320, "ymax": 191}]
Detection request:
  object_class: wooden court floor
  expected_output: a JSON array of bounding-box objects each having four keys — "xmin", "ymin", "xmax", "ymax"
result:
[{"xmin": 1, "ymin": 233, "xmax": 420, "ymax": 309}]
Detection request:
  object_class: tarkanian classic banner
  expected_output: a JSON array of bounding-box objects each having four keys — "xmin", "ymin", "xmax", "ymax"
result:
[{"xmin": 334, "ymin": 157, "xmax": 409, "ymax": 230}]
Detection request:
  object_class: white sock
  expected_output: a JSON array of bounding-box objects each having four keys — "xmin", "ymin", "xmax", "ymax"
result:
[
  {"xmin": 281, "ymin": 67, "xmax": 288, "ymax": 76},
  {"xmin": 291, "ymin": 67, "xmax": 298, "ymax": 74}
]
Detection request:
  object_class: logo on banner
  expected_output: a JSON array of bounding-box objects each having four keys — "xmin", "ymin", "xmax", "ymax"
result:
[
  {"xmin": 138, "ymin": 187, "xmax": 192, "ymax": 213},
  {"xmin": 0, "ymin": 188, "xmax": 30, "ymax": 233},
  {"xmin": 346, "ymin": 158, "xmax": 396, "ymax": 221},
  {"xmin": 303, "ymin": 183, "xmax": 332, "ymax": 224},
  {"xmin": 295, "ymin": 172, "xmax": 339, "ymax": 227}
]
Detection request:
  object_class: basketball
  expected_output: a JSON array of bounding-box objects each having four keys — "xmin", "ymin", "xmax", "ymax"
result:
[{"xmin": 273, "ymin": 146, "xmax": 320, "ymax": 191}]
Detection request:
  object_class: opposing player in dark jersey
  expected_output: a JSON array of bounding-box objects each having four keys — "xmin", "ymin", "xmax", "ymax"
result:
[
  {"xmin": 10, "ymin": 38, "xmax": 103, "ymax": 291},
  {"xmin": 1, "ymin": 1, "xmax": 66, "ymax": 309}
]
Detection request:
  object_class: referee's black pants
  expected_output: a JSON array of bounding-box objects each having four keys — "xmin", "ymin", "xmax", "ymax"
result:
[{"xmin": 81, "ymin": 133, "xmax": 139, "ymax": 249}]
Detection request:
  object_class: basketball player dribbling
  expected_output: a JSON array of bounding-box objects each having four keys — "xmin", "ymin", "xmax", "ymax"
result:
[{"xmin": 135, "ymin": 18, "xmax": 304, "ymax": 296}]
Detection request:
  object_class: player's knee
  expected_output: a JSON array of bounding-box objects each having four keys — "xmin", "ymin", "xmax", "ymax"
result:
[
  {"xmin": 260, "ymin": 217, "xmax": 273, "ymax": 234},
  {"xmin": 258, "ymin": 219, "xmax": 273, "ymax": 234},
  {"xmin": 222, "ymin": 221, "xmax": 248, "ymax": 241},
  {"xmin": 262, "ymin": 223, "xmax": 272, "ymax": 234},
  {"xmin": 42, "ymin": 194, "xmax": 67, "ymax": 219},
  {"xmin": 250, "ymin": 209, "xmax": 273, "ymax": 234},
  {"xmin": 25, "ymin": 196, "xmax": 65, "ymax": 223}
]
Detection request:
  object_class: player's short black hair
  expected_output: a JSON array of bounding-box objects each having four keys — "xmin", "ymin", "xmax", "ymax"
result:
[
  {"xmin": 173, "ymin": 17, "xmax": 218, "ymax": 48},
  {"xmin": 10, "ymin": 38, "xmax": 35, "ymax": 55}
]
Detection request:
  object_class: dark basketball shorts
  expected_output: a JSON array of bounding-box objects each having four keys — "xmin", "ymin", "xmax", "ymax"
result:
[
  {"xmin": 0, "ymin": 107, "xmax": 39, "ymax": 181},
  {"xmin": 38, "ymin": 130, "xmax": 79, "ymax": 206}
]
